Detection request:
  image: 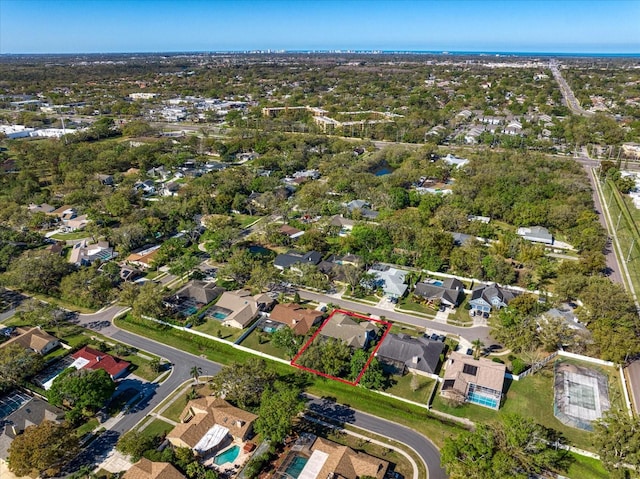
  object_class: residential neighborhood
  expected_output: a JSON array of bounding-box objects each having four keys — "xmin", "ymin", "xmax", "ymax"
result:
[{"xmin": 0, "ymin": 16, "xmax": 639, "ymax": 479}]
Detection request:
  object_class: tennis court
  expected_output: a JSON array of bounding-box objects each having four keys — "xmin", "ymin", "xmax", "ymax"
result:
[{"xmin": 554, "ymin": 361, "xmax": 610, "ymax": 431}]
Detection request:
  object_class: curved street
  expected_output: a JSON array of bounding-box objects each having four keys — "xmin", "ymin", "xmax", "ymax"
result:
[{"xmin": 74, "ymin": 305, "xmax": 447, "ymax": 478}]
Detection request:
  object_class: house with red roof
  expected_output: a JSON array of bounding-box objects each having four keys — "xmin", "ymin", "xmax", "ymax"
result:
[{"xmin": 71, "ymin": 346, "xmax": 131, "ymax": 380}]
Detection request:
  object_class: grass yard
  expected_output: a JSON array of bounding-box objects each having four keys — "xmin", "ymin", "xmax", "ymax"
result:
[
  {"xmin": 385, "ymin": 373, "xmax": 436, "ymax": 405},
  {"xmin": 389, "ymin": 323, "xmax": 424, "ymax": 337},
  {"xmin": 343, "ymin": 293, "xmax": 379, "ymax": 304},
  {"xmin": 432, "ymin": 362, "xmax": 603, "ymax": 450},
  {"xmin": 116, "ymin": 314, "xmax": 468, "ymax": 449},
  {"xmin": 238, "ymin": 328, "xmax": 289, "ymax": 359},
  {"xmin": 160, "ymin": 384, "xmax": 209, "ymax": 422},
  {"xmin": 565, "ymin": 452, "xmax": 609, "ymax": 479},
  {"xmin": 232, "ymin": 213, "xmax": 262, "ymax": 228},
  {"xmin": 139, "ymin": 418, "xmax": 175, "ymax": 439},
  {"xmin": 193, "ymin": 318, "xmax": 244, "ymax": 342},
  {"xmin": 396, "ymin": 295, "xmax": 437, "ymax": 316},
  {"xmin": 3, "ymin": 317, "xmax": 162, "ymax": 381},
  {"xmin": 75, "ymin": 418, "xmax": 99, "ymax": 437},
  {"xmin": 124, "ymin": 351, "xmax": 163, "ymax": 382},
  {"xmin": 50, "ymin": 231, "xmax": 91, "ymax": 241},
  {"xmin": 448, "ymin": 296, "xmax": 473, "ymax": 326}
]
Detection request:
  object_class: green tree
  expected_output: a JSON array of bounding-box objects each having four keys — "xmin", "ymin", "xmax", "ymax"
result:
[
  {"xmin": 7, "ymin": 420, "xmax": 79, "ymax": 478},
  {"xmin": 132, "ymin": 281, "xmax": 164, "ymax": 318},
  {"xmin": 0, "ymin": 344, "xmax": 42, "ymax": 393},
  {"xmin": 471, "ymin": 339, "xmax": 485, "ymax": 360},
  {"xmin": 254, "ymin": 381, "xmax": 305, "ymax": 444},
  {"xmin": 594, "ymin": 410, "xmax": 640, "ymax": 478},
  {"xmin": 209, "ymin": 358, "xmax": 276, "ymax": 409},
  {"xmin": 190, "ymin": 365, "xmax": 203, "ymax": 384},
  {"xmin": 48, "ymin": 368, "xmax": 116, "ymax": 414},
  {"xmin": 116, "ymin": 430, "xmax": 157, "ymax": 462},
  {"xmin": 3, "ymin": 250, "xmax": 72, "ymax": 295},
  {"xmin": 271, "ymin": 327, "xmax": 302, "ymax": 359},
  {"xmin": 441, "ymin": 414, "xmax": 565, "ymax": 479}
]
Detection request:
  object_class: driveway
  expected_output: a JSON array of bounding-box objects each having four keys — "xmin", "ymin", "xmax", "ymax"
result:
[
  {"xmin": 68, "ymin": 305, "xmax": 446, "ymax": 476},
  {"xmin": 296, "ymin": 288, "xmax": 495, "ymax": 345}
]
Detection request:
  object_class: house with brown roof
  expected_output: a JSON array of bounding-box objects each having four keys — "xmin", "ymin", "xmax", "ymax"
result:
[
  {"xmin": 441, "ymin": 351, "xmax": 506, "ymax": 410},
  {"xmin": 319, "ymin": 312, "xmax": 379, "ymax": 350},
  {"xmin": 0, "ymin": 327, "xmax": 59, "ymax": 355},
  {"xmin": 123, "ymin": 459, "xmax": 185, "ymax": 479},
  {"xmin": 213, "ymin": 289, "xmax": 274, "ymax": 329},
  {"xmin": 126, "ymin": 245, "xmax": 161, "ymax": 269},
  {"xmin": 279, "ymin": 224, "xmax": 305, "ymax": 239},
  {"xmin": 295, "ymin": 436, "xmax": 388, "ymax": 479},
  {"xmin": 270, "ymin": 303, "xmax": 324, "ymax": 335},
  {"xmin": 167, "ymin": 397, "xmax": 257, "ymax": 456}
]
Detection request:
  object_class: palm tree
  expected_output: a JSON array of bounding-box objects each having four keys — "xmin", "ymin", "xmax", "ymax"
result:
[
  {"xmin": 190, "ymin": 365, "xmax": 203, "ymax": 384},
  {"xmin": 471, "ymin": 339, "xmax": 485, "ymax": 360}
]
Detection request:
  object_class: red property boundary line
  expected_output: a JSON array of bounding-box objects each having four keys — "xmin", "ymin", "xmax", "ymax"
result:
[{"xmin": 290, "ymin": 309, "xmax": 392, "ymax": 386}]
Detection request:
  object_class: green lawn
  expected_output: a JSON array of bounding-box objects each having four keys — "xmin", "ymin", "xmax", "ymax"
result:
[
  {"xmin": 113, "ymin": 311, "xmax": 611, "ymax": 479},
  {"xmin": 139, "ymin": 418, "xmax": 174, "ymax": 439},
  {"xmin": 389, "ymin": 323, "xmax": 424, "ymax": 337},
  {"xmin": 565, "ymin": 452, "xmax": 609, "ymax": 479},
  {"xmin": 50, "ymin": 231, "xmax": 92, "ymax": 240},
  {"xmin": 75, "ymin": 418, "xmax": 99, "ymax": 438},
  {"xmin": 160, "ymin": 384, "xmax": 209, "ymax": 422},
  {"xmin": 385, "ymin": 373, "xmax": 436, "ymax": 405},
  {"xmin": 122, "ymin": 351, "xmax": 162, "ymax": 382},
  {"xmin": 115, "ymin": 314, "xmax": 467, "ymax": 448},
  {"xmin": 431, "ymin": 361, "xmax": 611, "ymax": 451},
  {"xmin": 602, "ymin": 180, "xmax": 640, "ymax": 294},
  {"xmin": 343, "ymin": 293, "xmax": 379, "ymax": 304},
  {"xmin": 396, "ymin": 295, "xmax": 436, "ymax": 316},
  {"xmin": 238, "ymin": 328, "xmax": 289, "ymax": 359},
  {"xmin": 193, "ymin": 318, "xmax": 244, "ymax": 342},
  {"xmin": 449, "ymin": 296, "xmax": 473, "ymax": 326},
  {"xmin": 233, "ymin": 213, "xmax": 263, "ymax": 228}
]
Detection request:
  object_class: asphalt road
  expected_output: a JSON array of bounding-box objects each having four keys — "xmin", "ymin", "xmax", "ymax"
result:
[
  {"xmin": 581, "ymin": 163, "xmax": 625, "ymax": 286},
  {"xmin": 295, "ymin": 289, "xmax": 494, "ymax": 345},
  {"xmin": 72, "ymin": 306, "xmax": 446, "ymax": 477},
  {"xmin": 550, "ymin": 62, "xmax": 594, "ymax": 117},
  {"xmin": 306, "ymin": 396, "xmax": 447, "ymax": 479}
]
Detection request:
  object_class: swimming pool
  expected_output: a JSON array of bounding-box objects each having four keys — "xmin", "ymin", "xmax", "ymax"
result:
[
  {"xmin": 0, "ymin": 391, "xmax": 31, "ymax": 419},
  {"xmin": 467, "ymin": 391, "xmax": 499, "ymax": 409},
  {"xmin": 285, "ymin": 456, "xmax": 309, "ymax": 478},
  {"xmin": 214, "ymin": 445, "xmax": 240, "ymax": 465},
  {"xmin": 431, "ymin": 280, "xmax": 444, "ymax": 286},
  {"xmin": 212, "ymin": 311, "xmax": 228, "ymax": 320}
]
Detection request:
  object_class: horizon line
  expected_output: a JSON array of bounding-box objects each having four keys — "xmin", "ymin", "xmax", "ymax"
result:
[{"xmin": 1, "ymin": 49, "xmax": 639, "ymax": 58}]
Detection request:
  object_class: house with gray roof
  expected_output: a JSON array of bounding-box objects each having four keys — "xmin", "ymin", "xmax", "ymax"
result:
[
  {"xmin": 376, "ymin": 334, "xmax": 444, "ymax": 376},
  {"xmin": 366, "ymin": 265, "xmax": 408, "ymax": 301},
  {"xmin": 274, "ymin": 250, "xmax": 322, "ymax": 270},
  {"xmin": 517, "ymin": 226, "xmax": 554, "ymax": 245},
  {"xmin": 319, "ymin": 312, "xmax": 379, "ymax": 350},
  {"xmin": 0, "ymin": 396, "xmax": 64, "ymax": 459},
  {"xmin": 469, "ymin": 284, "xmax": 519, "ymax": 313},
  {"xmin": 414, "ymin": 278, "xmax": 464, "ymax": 308}
]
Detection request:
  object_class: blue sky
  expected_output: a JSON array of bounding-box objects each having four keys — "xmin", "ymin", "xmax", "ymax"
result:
[{"xmin": 1, "ymin": 0, "xmax": 638, "ymax": 54}]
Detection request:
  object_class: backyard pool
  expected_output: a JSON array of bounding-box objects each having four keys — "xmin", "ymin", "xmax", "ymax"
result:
[
  {"xmin": 214, "ymin": 445, "xmax": 240, "ymax": 465},
  {"xmin": 285, "ymin": 456, "xmax": 309, "ymax": 478},
  {"xmin": 212, "ymin": 311, "xmax": 228, "ymax": 320},
  {"xmin": 431, "ymin": 280, "xmax": 444, "ymax": 286}
]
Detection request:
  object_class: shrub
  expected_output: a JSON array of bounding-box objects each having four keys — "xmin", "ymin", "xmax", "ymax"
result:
[{"xmin": 511, "ymin": 358, "xmax": 527, "ymax": 375}]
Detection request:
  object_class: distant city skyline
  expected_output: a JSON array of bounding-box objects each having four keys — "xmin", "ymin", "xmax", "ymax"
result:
[{"xmin": 1, "ymin": 0, "xmax": 639, "ymax": 55}]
